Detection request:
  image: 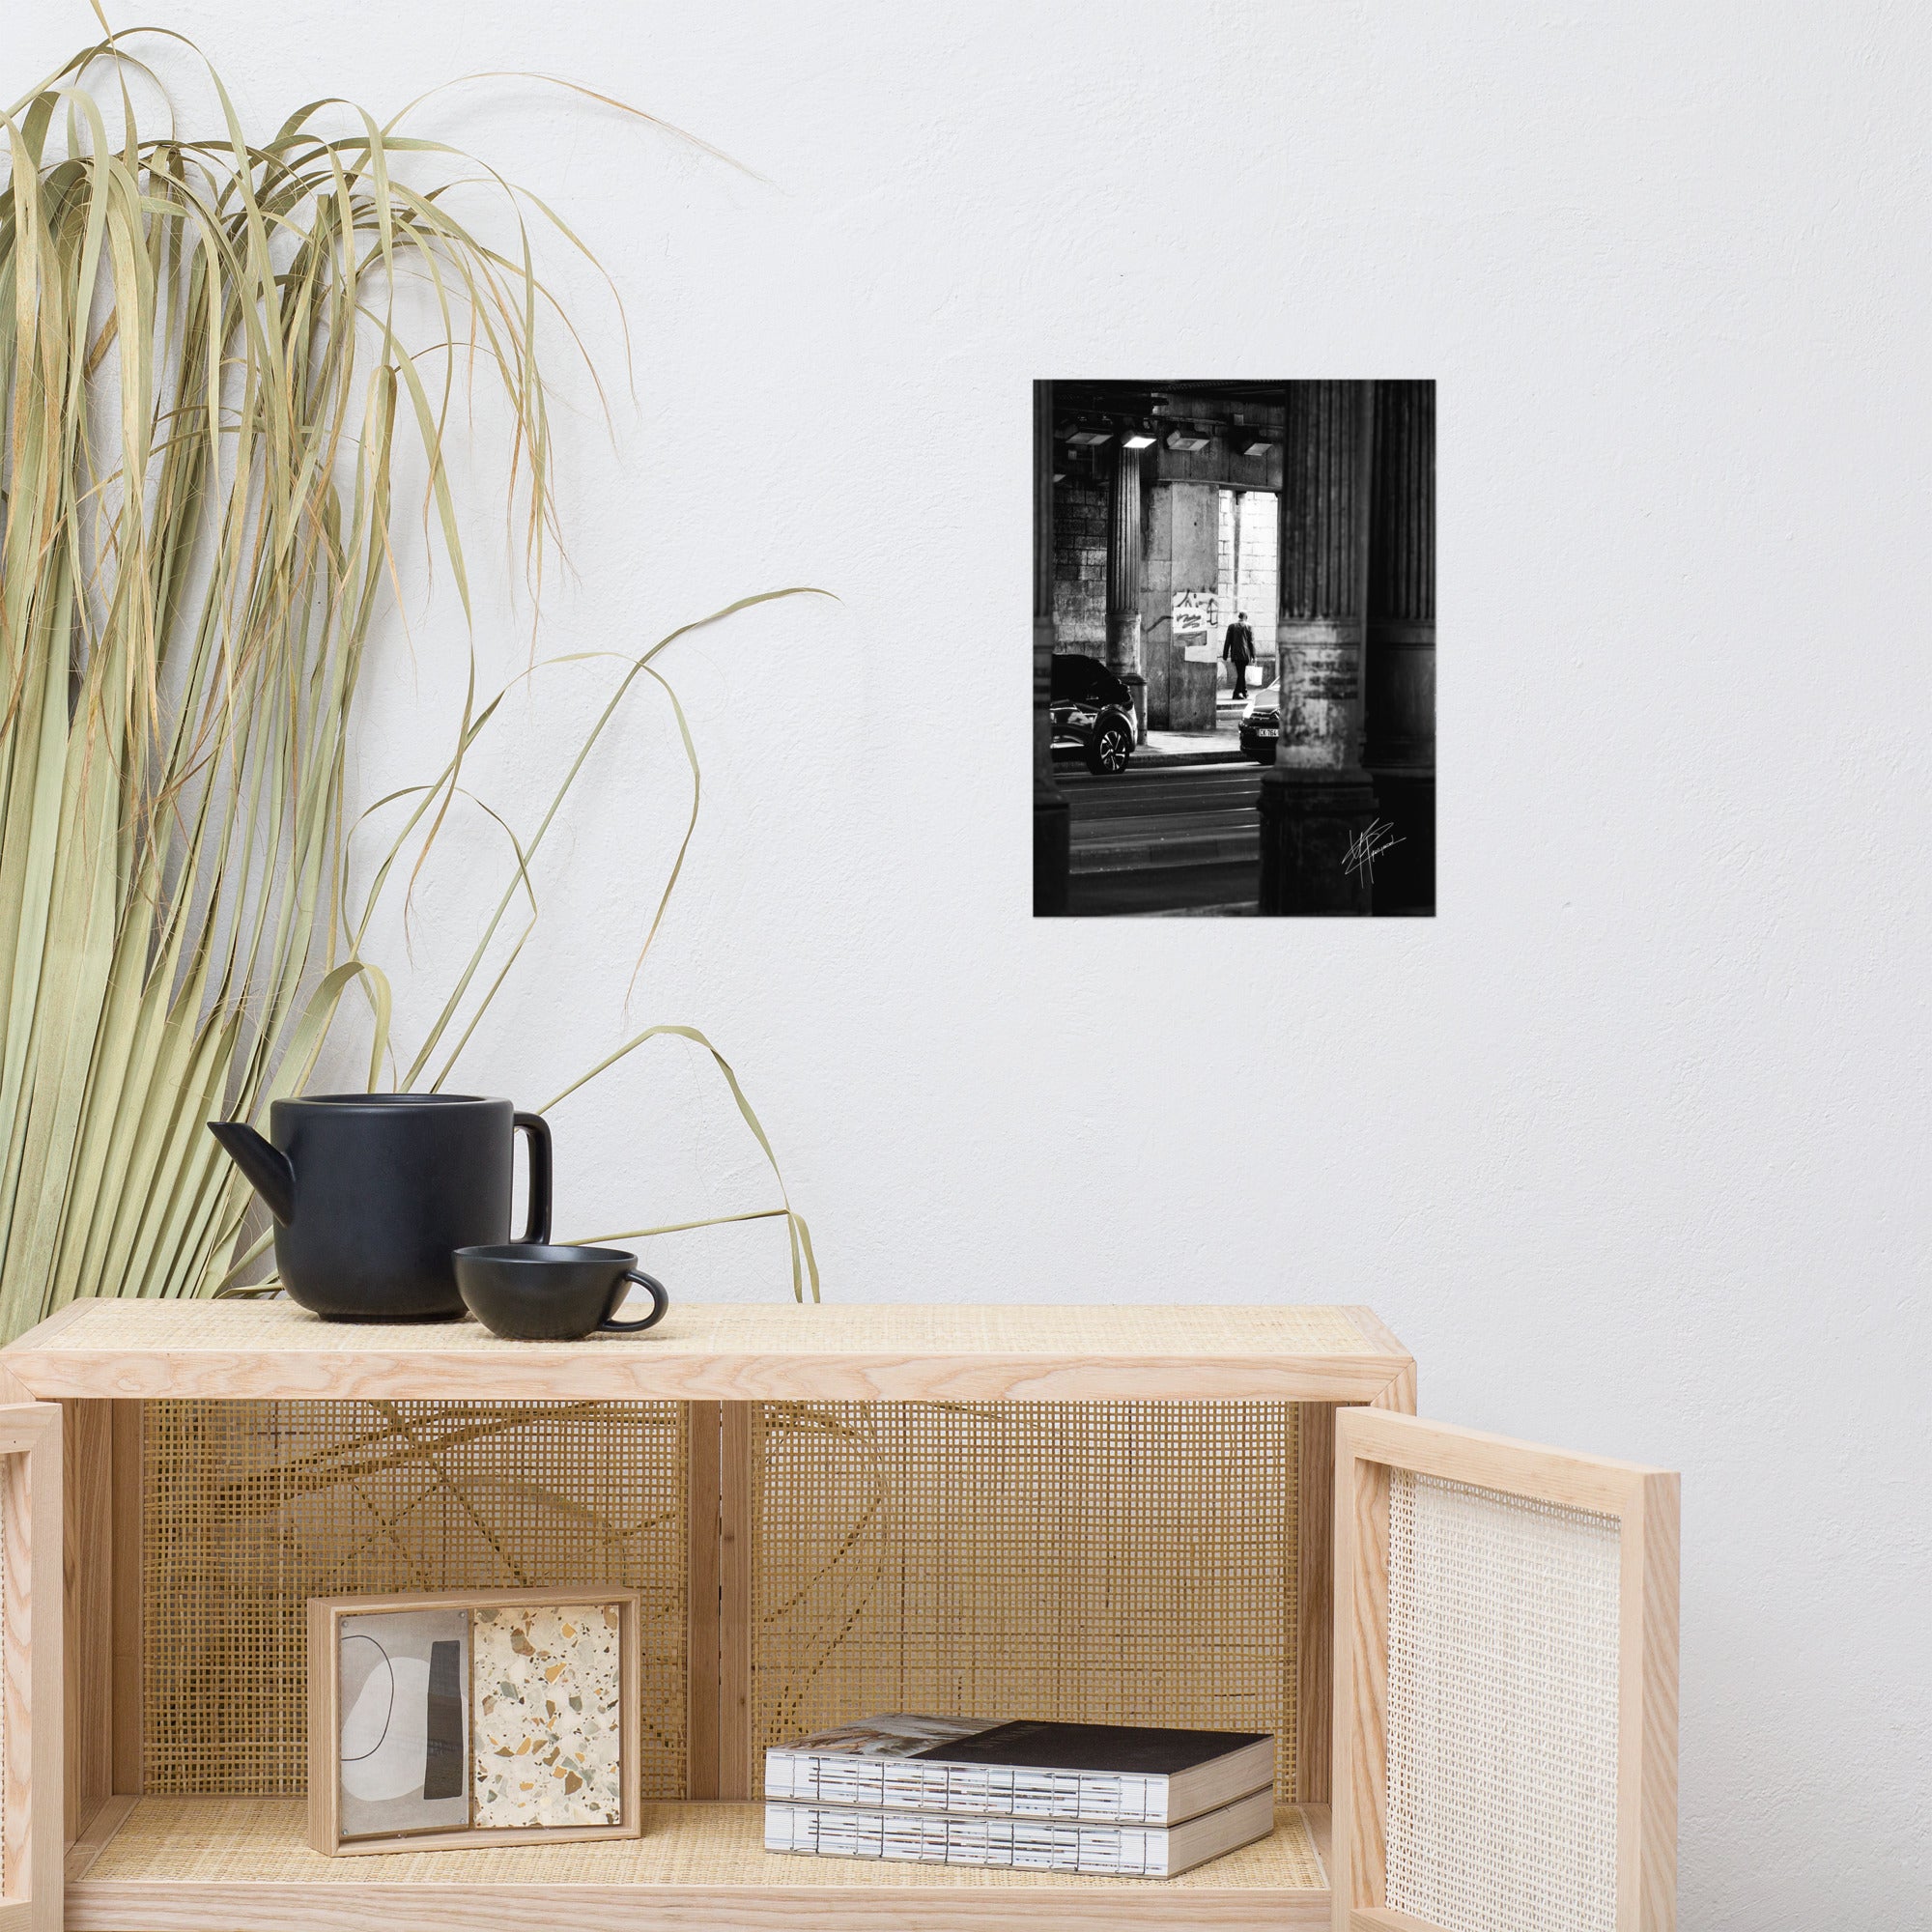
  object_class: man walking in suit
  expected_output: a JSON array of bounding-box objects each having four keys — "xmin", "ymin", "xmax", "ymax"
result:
[{"xmin": 1223, "ymin": 611, "xmax": 1255, "ymax": 699}]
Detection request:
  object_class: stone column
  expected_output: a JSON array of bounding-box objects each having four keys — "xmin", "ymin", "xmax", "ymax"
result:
[
  {"xmin": 1105, "ymin": 440, "xmax": 1143, "ymax": 681},
  {"xmin": 1033, "ymin": 382, "xmax": 1069, "ymax": 916},
  {"xmin": 1139, "ymin": 480, "xmax": 1219, "ymax": 730},
  {"xmin": 1365, "ymin": 380, "xmax": 1435, "ymax": 912},
  {"xmin": 1258, "ymin": 382, "xmax": 1380, "ymax": 915}
]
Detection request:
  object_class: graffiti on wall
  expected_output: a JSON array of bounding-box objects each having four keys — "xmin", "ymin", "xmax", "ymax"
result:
[{"xmin": 1173, "ymin": 588, "xmax": 1221, "ymax": 663}]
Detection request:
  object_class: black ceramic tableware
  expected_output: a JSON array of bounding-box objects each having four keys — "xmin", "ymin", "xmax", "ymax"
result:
[
  {"xmin": 452, "ymin": 1243, "xmax": 670, "ymax": 1342},
  {"xmin": 208, "ymin": 1094, "xmax": 552, "ymax": 1321}
]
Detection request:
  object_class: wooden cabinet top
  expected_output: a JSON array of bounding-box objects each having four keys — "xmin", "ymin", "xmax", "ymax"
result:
[{"xmin": 1, "ymin": 1297, "xmax": 1412, "ymax": 1404}]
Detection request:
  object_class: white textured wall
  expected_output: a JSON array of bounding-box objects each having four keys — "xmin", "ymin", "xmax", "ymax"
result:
[{"xmin": 15, "ymin": 4, "xmax": 1928, "ymax": 1921}]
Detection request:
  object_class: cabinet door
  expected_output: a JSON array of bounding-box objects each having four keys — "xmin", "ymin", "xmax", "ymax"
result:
[
  {"xmin": 1333, "ymin": 1408, "xmax": 1677, "ymax": 1932},
  {"xmin": 0, "ymin": 1405, "xmax": 60, "ymax": 1932}
]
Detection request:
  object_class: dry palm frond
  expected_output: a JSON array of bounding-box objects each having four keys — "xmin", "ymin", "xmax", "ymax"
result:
[{"xmin": 0, "ymin": 29, "xmax": 818, "ymax": 1339}]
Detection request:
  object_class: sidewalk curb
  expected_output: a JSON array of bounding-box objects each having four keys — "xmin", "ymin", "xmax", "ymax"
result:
[
  {"xmin": 1057, "ymin": 749, "xmax": 1254, "ymax": 773},
  {"xmin": 1131, "ymin": 749, "xmax": 1254, "ymax": 768}
]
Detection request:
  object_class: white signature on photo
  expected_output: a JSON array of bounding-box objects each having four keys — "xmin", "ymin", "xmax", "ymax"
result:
[{"xmin": 1344, "ymin": 818, "xmax": 1405, "ymax": 884}]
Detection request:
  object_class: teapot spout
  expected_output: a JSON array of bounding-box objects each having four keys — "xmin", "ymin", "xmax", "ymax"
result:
[{"xmin": 207, "ymin": 1120, "xmax": 296, "ymax": 1224}]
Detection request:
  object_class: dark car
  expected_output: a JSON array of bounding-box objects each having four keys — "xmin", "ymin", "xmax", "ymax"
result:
[
  {"xmin": 1050, "ymin": 653, "xmax": 1137, "ymax": 774},
  {"xmin": 1238, "ymin": 698, "xmax": 1280, "ymax": 765}
]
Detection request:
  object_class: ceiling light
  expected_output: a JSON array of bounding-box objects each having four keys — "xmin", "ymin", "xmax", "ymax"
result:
[
  {"xmin": 1166, "ymin": 429, "xmax": 1211, "ymax": 452},
  {"xmin": 1244, "ymin": 440, "xmax": 1273, "ymax": 457},
  {"xmin": 1065, "ymin": 429, "xmax": 1112, "ymax": 447},
  {"xmin": 1122, "ymin": 433, "xmax": 1155, "ymax": 449}
]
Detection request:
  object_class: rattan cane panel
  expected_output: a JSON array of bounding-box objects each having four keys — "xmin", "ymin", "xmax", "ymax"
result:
[
  {"xmin": 82, "ymin": 1797, "xmax": 1327, "ymax": 1889},
  {"xmin": 1385, "ymin": 1470, "xmax": 1621, "ymax": 1932},
  {"xmin": 142, "ymin": 1401, "xmax": 686, "ymax": 1797},
  {"xmin": 752, "ymin": 1402, "xmax": 1300, "ymax": 1799}
]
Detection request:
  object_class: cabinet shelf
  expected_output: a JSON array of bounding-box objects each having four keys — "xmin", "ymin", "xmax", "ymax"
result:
[
  {"xmin": 65, "ymin": 1796, "xmax": 1333, "ymax": 1930},
  {"xmin": 1, "ymin": 1296, "xmax": 1413, "ymax": 1404}
]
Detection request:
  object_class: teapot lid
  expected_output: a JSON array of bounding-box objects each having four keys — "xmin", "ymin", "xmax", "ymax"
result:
[{"xmin": 281, "ymin": 1092, "xmax": 508, "ymax": 1108}]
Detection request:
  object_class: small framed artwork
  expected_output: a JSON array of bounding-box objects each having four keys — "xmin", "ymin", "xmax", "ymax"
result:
[{"xmin": 306, "ymin": 1586, "xmax": 641, "ymax": 1855}]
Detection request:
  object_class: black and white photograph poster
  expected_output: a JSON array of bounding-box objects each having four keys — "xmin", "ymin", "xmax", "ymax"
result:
[{"xmin": 1033, "ymin": 381, "xmax": 1435, "ymax": 917}]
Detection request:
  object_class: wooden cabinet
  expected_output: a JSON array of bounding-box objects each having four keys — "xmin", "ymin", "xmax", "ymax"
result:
[
  {"xmin": 0, "ymin": 1402, "xmax": 61, "ymax": 1932},
  {"xmin": 0, "ymin": 1299, "xmax": 1675, "ymax": 1932}
]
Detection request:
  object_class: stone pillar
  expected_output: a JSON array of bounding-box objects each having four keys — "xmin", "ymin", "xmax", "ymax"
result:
[
  {"xmin": 1033, "ymin": 383, "xmax": 1069, "ymax": 915},
  {"xmin": 1258, "ymin": 382, "xmax": 1380, "ymax": 915},
  {"xmin": 1237, "ymin": 489, "xmax": 1280, "ymax": 691},
  {"xmin": 1139, "ymin": 480, "xmax": 1219, "ymax": 731},
  {"xmin": 1365, "ymin": 380, "xmax": 1435, "ymax": 912},
  {"xmin": 1104, "ymin": 440, "xmax": 1143, "ymax": 683}
]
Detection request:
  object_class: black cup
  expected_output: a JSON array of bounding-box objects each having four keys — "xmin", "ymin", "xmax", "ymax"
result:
[{"xmin": 452, "ymin": 1243, "xmax": 669, "ymax": 1342}]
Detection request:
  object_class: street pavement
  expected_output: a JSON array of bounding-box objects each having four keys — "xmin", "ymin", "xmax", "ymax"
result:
[
  {"xmin": 1058, "ymin": 757, "xmax": 1264, "ymax": 916},
  {"xmin": 1132, "ymin": 679, "xmax": 1274, "ymax": 763}
]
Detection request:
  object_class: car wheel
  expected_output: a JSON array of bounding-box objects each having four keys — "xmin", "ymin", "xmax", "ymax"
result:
[{"xmin": 1088, "ymin": 723, "xmax": 1132, "ymax": 775}]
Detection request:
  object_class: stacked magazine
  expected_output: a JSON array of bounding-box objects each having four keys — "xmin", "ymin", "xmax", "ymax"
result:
[{"xmin": 764, "ymin": 1714, "xmax": 1276, "ymax": 1878}]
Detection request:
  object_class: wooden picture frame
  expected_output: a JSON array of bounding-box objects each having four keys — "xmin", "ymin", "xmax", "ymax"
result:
[
  {"xmin": 306, "ymin": 1585, "xmax": 642, "ymax": 1856},
  {"xmin": 1332, "ymin": 1408, "xmax": 1679, "ymax": 1932}
]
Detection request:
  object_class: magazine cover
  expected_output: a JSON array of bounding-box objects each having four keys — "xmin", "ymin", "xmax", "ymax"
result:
[{"xmin": 772, "ymin": 1715, "xmax": 996, "ymax": 1759}]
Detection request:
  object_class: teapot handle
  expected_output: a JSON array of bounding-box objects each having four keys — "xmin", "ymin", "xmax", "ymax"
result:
[{"xmin": 513, "ymin": 1112, "xmax": 553, "ymax": 1244}]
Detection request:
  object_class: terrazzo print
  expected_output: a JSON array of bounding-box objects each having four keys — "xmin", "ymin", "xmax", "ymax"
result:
[{"xmin": 471, "ymin": 1603, "xmax": 624, "ymax": 1828}]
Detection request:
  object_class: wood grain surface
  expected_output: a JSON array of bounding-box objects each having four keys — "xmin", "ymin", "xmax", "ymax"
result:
[{"xmin": 4, "ymin": 1301, "xmax": 1412, "ymax": 1406}]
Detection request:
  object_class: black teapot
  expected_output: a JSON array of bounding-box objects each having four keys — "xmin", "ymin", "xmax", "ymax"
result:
[{"xmin": 209, "ymin": 1094, "xmax": 551, "ymax": 1321}]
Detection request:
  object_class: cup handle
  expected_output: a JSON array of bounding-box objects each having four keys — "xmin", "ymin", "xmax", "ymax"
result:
[{"xmin": 600, "ymin": 1270, "xmax": 669, "ymax": 1333}]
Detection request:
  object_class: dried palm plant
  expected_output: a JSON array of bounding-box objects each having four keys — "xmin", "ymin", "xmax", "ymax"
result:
[{"xmin": 0, "ymin": 25, "xmax": 817, "ymax": 1340}]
